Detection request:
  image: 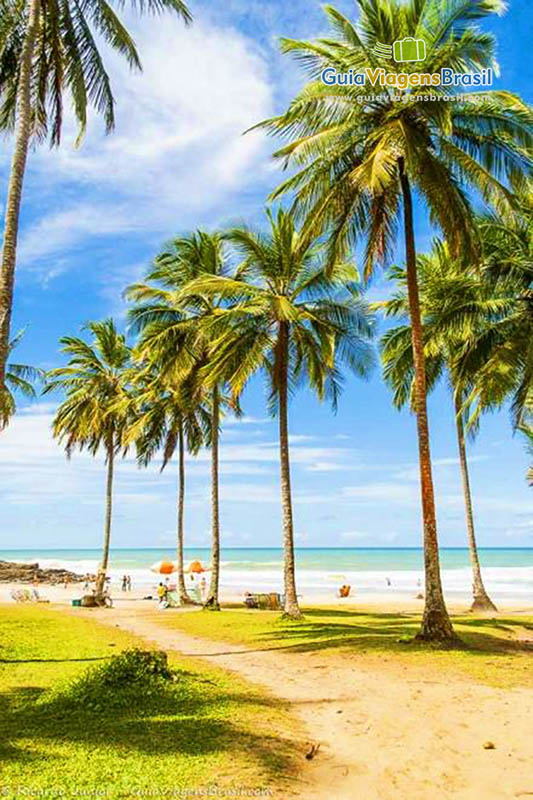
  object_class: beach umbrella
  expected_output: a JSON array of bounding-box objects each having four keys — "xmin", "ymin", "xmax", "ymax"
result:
[
  {"xmin": 150, "ymin": 560, "xmax": 177, "ymax": 575},
  {"xmin": 186, "ymin": 560, "xmax": 210, "ymax": 574}
]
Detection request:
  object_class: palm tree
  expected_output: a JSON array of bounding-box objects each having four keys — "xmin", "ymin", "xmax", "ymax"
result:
[
  {"xmin": 125, "ymin": 231, "xmax": 236, "ymax": 611},
  {"xmin": 176, "ymin": 208, "xmax": 375, "ymax": 618},
  {"xmin": 380, "ymin": 241, "xmax": 498, "ymax": 611},
  {"xmin": 518, "ymin": 387, "xmax": 533, "ymax": 487},
  {"xmin": 458, "ymin": 183, "xmax": 533, "ymax": 430},
  {"xmin": 45, "ymin": 319, "xmax": 131, "ymax": 595},
  {"xmin": 255, "ymin": 0, "xmax": 532, "ymax": 641},
  {"xmin": 520, "ymin": 424, "xmax": 533, "ymax": 486},
  {"xmin": 123, "ymin": 369, "xmax": 210, "ymax": 604},
  {"xmin": 2, "ymin": 329, "xmax": 43, "ymax": 428},
  {"xmin": 0, "ymin": 0, "xmax": 191, "ymax": 405}
]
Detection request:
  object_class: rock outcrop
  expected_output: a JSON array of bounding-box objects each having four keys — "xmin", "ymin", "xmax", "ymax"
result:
[{"xmin": 0, "ymin": 560, "xmax": 89, "ymax": 584}]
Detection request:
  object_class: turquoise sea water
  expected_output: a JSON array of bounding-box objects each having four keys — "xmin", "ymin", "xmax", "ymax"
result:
[
  {"xmin": 1, "ymin": 547, "xmax": 533, "ymax": 599},
  {"xmin": 1, "ymin": 546, "xmax": 533, "ymax": 570}
]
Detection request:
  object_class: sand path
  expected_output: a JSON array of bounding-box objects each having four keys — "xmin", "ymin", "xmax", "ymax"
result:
[{"xmin": 93, "ymin": 606, "xmax": 533, "ymax": 800}]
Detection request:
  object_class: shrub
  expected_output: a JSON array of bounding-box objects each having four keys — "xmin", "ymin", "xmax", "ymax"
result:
[
  {"xmin": 96, "ymin": 648, "xmax": 173, "ymax": 685},
  {"xmin": 49, "ymin": 649, "xmax": 176, "ymax": 714}
]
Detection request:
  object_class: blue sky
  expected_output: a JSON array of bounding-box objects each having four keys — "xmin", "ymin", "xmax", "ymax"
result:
[{"xmin": 1, "ymin": 0, "xmax": 531, "ymax": 550}]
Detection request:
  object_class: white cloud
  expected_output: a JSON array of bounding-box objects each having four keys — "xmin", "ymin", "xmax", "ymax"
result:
[
  {"xmin": 394, "ymin": 454, "xmax": 488, "ymax": 481},
  {"xmin": 342, "ymin": 481, "xmax": 419, "ymax": 506},
  {"xmin": 305, "ymin": 462, "xmax": 347, "ymax": 472},
  {"xmin": 15, "ymin": 14, "xmax": 275, "ymax": 271},
  {"xmin": 18, "ymin": 205, "xmax": 138, "ymax": 268}
]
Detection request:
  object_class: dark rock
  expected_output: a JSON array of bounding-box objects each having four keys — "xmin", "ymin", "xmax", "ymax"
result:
[{"xmin": 0, "ymin": 559, "xmax": 90, "ymax": 584}]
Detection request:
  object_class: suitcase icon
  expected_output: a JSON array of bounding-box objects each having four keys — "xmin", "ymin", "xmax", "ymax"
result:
[{"xmin": 393, "ymin": 38, "xmax": 427, "ymax": 62}]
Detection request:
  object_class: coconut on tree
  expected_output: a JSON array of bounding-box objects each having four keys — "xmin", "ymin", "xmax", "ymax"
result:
[
  {"xmin": 0, "ymin": 0, "xmax": 191, "ymax": 415},
  {"xmin": 176, "ymin": 208, "xmax": 375, "ymax": 619},
  {"xmin": 254, "ymin": 0, "xmax": 532, "ymax": 641},
  {"xmin": 45, "ymin": 319, "xmax": 131, "ymax": 596}
]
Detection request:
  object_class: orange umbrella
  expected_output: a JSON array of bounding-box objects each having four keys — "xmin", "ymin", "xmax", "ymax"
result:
[
  {"xmin": 186, "ymin": 560, "xmax": 210, "ymax": 574},
  {"xmin": 150, "ymin": 560, "xmax": 177, "ymax": 575}
]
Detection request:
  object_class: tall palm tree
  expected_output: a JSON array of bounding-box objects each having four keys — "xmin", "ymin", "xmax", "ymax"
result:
[
  {"xmin": 458, "ymin": 183, "xmax": 533, "ymax": 430},
  {"xmin": 0, "ymin": 0, "xmax": 191, "ymax": 404},
  {"xmin": 380, "ymin": 242, "xmax": 499, "ymax": 611},
  {"xmin": 520, "ymin": 424, "xmax": 533, "ymax": 487},
  {"xmin": 518, "ymin": 387, "xmax": 533, "ymax": 487},
  {"xmin": 125, "ymin": 231, "xmax": 236, "ymax": 611},
  {"xmin": 177, "ymin": 208, "xmax": 375, "ymax": 619},
  {"xmin": 123, "ymin": 370, "xmax": 210, "ymax": 604},
  {"xmin": 45, "ymin": 319, "xmax": 131, "ymax": 595},
  {"xmin": 2, "ymin": 329, "xmax": 43, "ymax": 428},
  {"xmin": 255, "ymin": 0, "xmax": 532, "ymax": 641}
]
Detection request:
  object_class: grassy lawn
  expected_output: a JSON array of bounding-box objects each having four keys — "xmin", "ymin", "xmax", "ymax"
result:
[
  {"xmin": 0, "ymin": 604, "xmax": 300, "ymax": 798},
  {"xmin": 154, "ymin": 605, "xmax": 533, "ymax": 689}
]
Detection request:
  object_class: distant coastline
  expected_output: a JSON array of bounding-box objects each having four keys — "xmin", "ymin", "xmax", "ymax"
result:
[{"xmin": 1, "ymin": 547, "xmax": 532, "ymax": 601}]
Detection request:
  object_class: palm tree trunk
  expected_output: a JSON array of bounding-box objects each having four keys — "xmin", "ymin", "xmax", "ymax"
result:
[
  {"xmin": 205, "ymin": 386, "xmax": 220, "ymax": 610},
  {"xmin": 0, "ymin": 0, "xmax": 41, "ymax": 395},
  {"xmin": 278, "ymin": 322, "xmax": 301, "ymax": 619},
  {"xmin": 399, "ymin": 159, "xmax": 456, "ymax": 643},
  {"xmin": 176, "ymin": 422, "xmax": 192, "ymax": 604},
  {"xmin": 453, "ymin": 392, "xmax": 497, "ymax": 613},
  {"xmin": 96, "ymin": 439, "xmax": 114, "ymax": 596}
]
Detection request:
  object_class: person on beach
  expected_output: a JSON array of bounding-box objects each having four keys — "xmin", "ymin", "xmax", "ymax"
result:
[
  {"xmin": 121, "ymin": 575, "xmax": 127, "ymax": 592},
  {"xmin": 157, "ymin": 582, "xmax": 168, "ymax": 606},
  {"xmin": 126, "ymin": 575, "xmax": 132, "ymax": 591}
]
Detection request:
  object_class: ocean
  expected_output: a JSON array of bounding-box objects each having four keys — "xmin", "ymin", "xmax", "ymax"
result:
[{"xmin": 1, "ymin": 547, "xmax": 533, "ymax": 600}]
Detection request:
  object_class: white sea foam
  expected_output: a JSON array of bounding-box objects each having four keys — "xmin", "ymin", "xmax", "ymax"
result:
[{"xmin": 23, "ymin": 556, "xmax": 533, "ymax": 599}]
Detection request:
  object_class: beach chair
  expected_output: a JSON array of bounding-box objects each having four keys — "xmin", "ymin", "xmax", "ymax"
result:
[
  {"xmin": 166, "ymin": 590, "xmax": 180, "ymax": 608},
  {"xmin": 189, "ymin": 584, "xmax": 202, "ymax": 604},
  {"xmin": 266, "ymin": 592, "xmax": 283, "ymax": 610},
  {"xmin": 244, "ymin": 592, "xmax": 283, "ymax": 610},
  {"xmin": 11, "ymin": 589, "xmax": 33, "ymax": 603}
]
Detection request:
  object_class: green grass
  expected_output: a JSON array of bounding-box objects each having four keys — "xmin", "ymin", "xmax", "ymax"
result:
[
  {"xmin": 0, "ymin": 605, "xmax": 300, "ymax": 797},
  {"xmin": 153, "ymin": 605, "xmax": 533, "ymax": 689}
]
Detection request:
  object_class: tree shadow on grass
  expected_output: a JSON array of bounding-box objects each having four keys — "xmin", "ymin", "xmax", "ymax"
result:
[
  {"xmin": 0, "ymin": 667, "xmax": 299, "ymax": 789},
  {"xmin": 243, "ymin": 609, "xmax": 533, "ymax": 657}
]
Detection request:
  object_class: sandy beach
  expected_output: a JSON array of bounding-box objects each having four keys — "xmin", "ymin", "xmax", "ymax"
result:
[
  {"xmin": 2, "ymin": 579, "xmax": 532, "ymax": 614},
  {"xmin": 3, "ymin": 581, "xmax": 533, "ymax": 799},
  {"xmin": 97, "ymin": 604, "xmax": 533, "ymax": 800}
]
